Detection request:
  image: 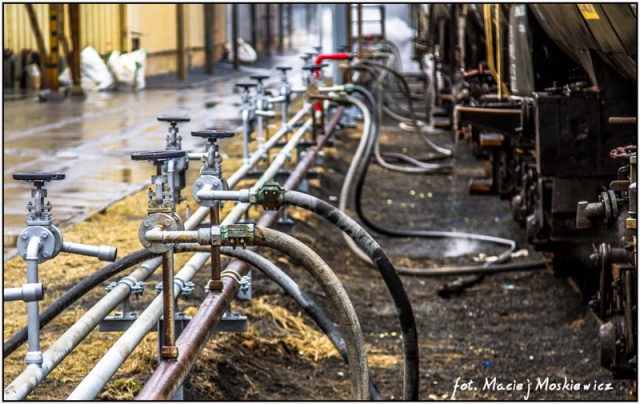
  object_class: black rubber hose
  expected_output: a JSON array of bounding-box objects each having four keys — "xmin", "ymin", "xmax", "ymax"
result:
[
  {"xmin": 216, "ymin": 247, "xmax": 384, "ymax": 400},
  {"xmin": 3, "ymin": 248, "xmax": 155, "ymax": 358},
  {"xmin": 281, "ymin": 191, "xmax": 419, "ymax": 401},
  {"xmin": 350, "ymin": 84, "xmax": 545, "ymax": 277}
]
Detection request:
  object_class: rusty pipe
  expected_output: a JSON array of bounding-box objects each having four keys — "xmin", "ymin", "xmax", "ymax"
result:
[
  {"xmin": 160, "ymin": 250, "xmax": 178, "ymax": 360},
  {"xmin": 209, "ymin": 206, "xmax": 223, "ymax": 291},
  {"xmin": 135, "ymin": 107, "xmax": 344, "ymax": 400}
]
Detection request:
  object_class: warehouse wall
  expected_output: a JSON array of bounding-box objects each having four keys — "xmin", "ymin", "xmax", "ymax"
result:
[{"xmin": 3, "ymin": 3, "xmax": 227, "ymax": 80}]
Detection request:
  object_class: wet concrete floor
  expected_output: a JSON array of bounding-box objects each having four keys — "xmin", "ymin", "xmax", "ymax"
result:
[{"xmin": 3, "ymin": 54, "xmax": 304, "ymax": 258}]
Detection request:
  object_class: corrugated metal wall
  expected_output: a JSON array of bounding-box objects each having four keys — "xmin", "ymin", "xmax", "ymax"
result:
[
  {"xmin": 80, "ymin": 4, "xmax": 120, "ymax": 54},
  {"xmin": 3, "ymin": 4, "xmax": 120, "ymax": 56},
  {"xmin": 4, "ymin": 3, "xmax": 229, "ymax": 78},
  {"xmin": 3, "ymin": 4, "xmax": 50, "ymax": 55}
]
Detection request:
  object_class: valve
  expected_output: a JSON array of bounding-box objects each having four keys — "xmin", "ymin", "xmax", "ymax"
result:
[
  {"xmin": 250, "ymin": 75, "xmax": 269, "ymax": 93},
  {"xmin": 131, "ymin": 150, "xmax": 186, "ymax": 214},
  {"xmin": 191, "ymin": 130, "xmax": 234, "ymax": 207},
  {"xmin": 235, "ymin": 82, "xmax": 258, "ymax": 165},
  {"xmin": 158, "ymin": 115, "xmax": 191, "ymax": 204}
]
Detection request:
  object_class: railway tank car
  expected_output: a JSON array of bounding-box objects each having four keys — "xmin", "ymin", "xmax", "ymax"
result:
[{"xmin": 414, "ymin": 4, "xmax": 637, "ymax": 380}]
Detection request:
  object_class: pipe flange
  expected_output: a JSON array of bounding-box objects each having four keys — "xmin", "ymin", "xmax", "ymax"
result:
[
  {"xmin": 192, "ymin": 175, "xmax": 224, "ymax": 207},
  {"xmin": 49, "ymin": 225, "xmax": 64, "ymax": 258},
  {"xmin": 16, "ymin": 227, "xmax": 57, "ymax": 263},
  {"xmin": 138, "ymin": 213, "xmax": 181, "ymax": 253}
]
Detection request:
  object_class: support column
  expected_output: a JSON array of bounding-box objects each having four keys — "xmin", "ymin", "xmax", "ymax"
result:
[
  {"xmin": 47, "ymin": 4, "xmax": 60, "ymax": 91},
  {"xmin": 176, "ymin": 4, "xmax": 187, "ymax": 81},
  {"xmin": 287, "ymin": 4, "xmax": 293, "ymax": 50},
  {"xmin": 204, "ymin": 4, "xmax": 214, "ymax": 75},
  {"xmin": 278, "ymin": 4, "xmax": 284, "ymax": 53},
  {"xmin": 68, "ymin": 4, "xmax": 83, "ymax": 96},
  {"xmin": 24, "ymin": 4, "xmax": 49, "ymax": 89},
  {"xmin": 232, "ymin": 4, "xmax": 239, "ymax": 70},
  {"xmin": 266, "ymin": 4, "xmax": 271, "ymax": 57},
  {"xmin": 250, "ymin": 4, "xmax": 257, "ymax": 52}
]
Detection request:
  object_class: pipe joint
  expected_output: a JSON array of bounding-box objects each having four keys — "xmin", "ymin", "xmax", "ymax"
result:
[
  {"xmin": 61, "ymin": 241, "xmax": 118, "ymax": 262},
  {"xmin": 4, "ymin": 283, "xmax": 45, "ymax": 302}
]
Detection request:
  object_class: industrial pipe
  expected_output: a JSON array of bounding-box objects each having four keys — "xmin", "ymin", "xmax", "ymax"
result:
[
  {"xmin": 313, "ymin": 52, "xmax": 352, "ymax": 78},
  {"xmin": 175, "ymin": 244, "xmax": 384, "ymax": 399},
  {"xmin": 133, "ymin": 108, "xmax": 344, "ymax": 401},
  {"xmin": 4, "ymin": 257, "xmax": 162, "ymax": 400},
  {"xmin": 61, "ymin": 241, "xmax": 118, "ymax": 262},
  {"xmin": 25, "ymin": 236, "xmax": 43, "ymax": 366}
]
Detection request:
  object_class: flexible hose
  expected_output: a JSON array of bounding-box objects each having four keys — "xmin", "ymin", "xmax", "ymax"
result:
[
  {"xmin": 283, "ymin": 190, "xmax": 419, "ymax": 400},
  {"xmin": 357, "ymin": 60, "xmax": 452, "ymax": 157},
  {"xmin": 3, "ymin": 248, "xmax": 155, "ymax": 358},
  {"xmin": 253, "ymin": 227, "xmax": 370, "ymax": 400},
  {"xmin": 173, "ymin": 245, "xmax": 384, "ymax": 400},
  {"xmin": 353, "ymin": 83, "xmax": 452, "ymax": 173}
]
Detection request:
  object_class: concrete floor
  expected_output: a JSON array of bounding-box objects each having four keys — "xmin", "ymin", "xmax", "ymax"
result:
[{"xmin": 3, "ymin": 53, "xmax": 304, "ymax": 258}]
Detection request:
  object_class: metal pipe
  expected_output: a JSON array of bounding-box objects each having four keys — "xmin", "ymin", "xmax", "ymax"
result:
[
  {"xmin": 4, "ymin": 257, "xmax": 162, "ymax": 400},
  {"xmin": 3, "ymin": 284, "xmax": 44, "ymax": 302},
  {"xmin": 227, "ymin": 103, "xmax": 310, "ymax": 187},
  {"xmin": 134, "ymin": 108, "xmax": 344, "ymax": 400},
  {"xmin": 241, "ymin": 109, "xmax": 251, "ymax": 165},
  {"xmin": 160, "ymin": 250, "xmax": 177, "ymax": 360},
  {"xmin": 25, "ymin": 237, "xmax": 43, "ymax": 366},
  {"xmin": 66, "ymin": 253, "xmax": 207, "ymax": 400},
  {"xmin": 209, "ymin": 206, "xmax": 223, "ymax": 291},
  {"xmin": 7, "ymin": 105, "xmax": 313, "ymax": 398},
  {"xmin": 61, "ymin": 242, "xmax": 117, "ymax": 262},
  {"xmin": 69, "ymin": 109, "xmax": 342, "ymax": 400}
]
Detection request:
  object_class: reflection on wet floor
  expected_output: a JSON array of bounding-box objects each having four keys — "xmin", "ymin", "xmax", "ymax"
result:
[{"xmin": 3, "ymin": 54, "xmax": 303, "ymax": 256}]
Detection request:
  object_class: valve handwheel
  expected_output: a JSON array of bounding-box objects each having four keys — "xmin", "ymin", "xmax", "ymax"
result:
[
  {"xmin": 302, "ymin": 63, "xmax": 328, "ymax": 72},
  {"xmin": 131, "ymin": 150, "xmax": 186, "ymax": 162},
  {"xmin": 250, "ymin": 75, "xmax": 270, "ymax": 83},
  {"xmin": 276, "ymin": 66, "xmax": 292, "ymax": 72},
  {"xmin": 235, "ymin": 82, "xmax": 257, "ymax": 91},
  {"xmin": 157, "ymin": 116, "xmax": 190, "ymax": 124},
  {"xmin": 13, "ymin": 172, "xmax": 65, "ymax": 182},
  {"xmin": 191, "ymin": 129, "xmax": 235, "ymax": 141}
]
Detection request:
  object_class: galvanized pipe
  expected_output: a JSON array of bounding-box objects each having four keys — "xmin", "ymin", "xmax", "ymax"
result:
[
  {"xmin": 6, "ymin": 105, "xmax": 312, "ymax": 399},
  {"xmin": 4, "ymin": 257, "xmax": 162, "ymax": 400},
  {"xmin": 25, "ymin": 237, "xmax": 43, "ymax": 367},
  {"xmin": 68, "ymin": 109, "xmax": 338, "ymax": 401},
  {"xmin": 61, "ymin": 241, "xmax": 118, "ymax": 262},
  {"xmin": 3, "ymin": 284, "xmax": 44, "ymax": 302},
  {"xmin": 134, "ymin": 107, "xmax": 344, "ymax": 400}
]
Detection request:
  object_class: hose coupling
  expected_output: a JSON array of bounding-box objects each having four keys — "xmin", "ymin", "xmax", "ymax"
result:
[
  {"xmin": 256, "ymin": 183, "xmax": 285, "ymax": 210},
  {"xmin": 221, "ymin": 224, "xmax": 255, "ymax": 248}
]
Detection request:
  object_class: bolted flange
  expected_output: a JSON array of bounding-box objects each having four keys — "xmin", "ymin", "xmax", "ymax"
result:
[
  {"xmin": 16, "ymin": 227, "xmax": 57, "ymax": 263},
  {"xmin": 192, "ymin": 175, "xmax": 224, "ymax": 207},
  {"xmin": 138, "ymin": 213, "xmax": 183, "ymax": 253}
]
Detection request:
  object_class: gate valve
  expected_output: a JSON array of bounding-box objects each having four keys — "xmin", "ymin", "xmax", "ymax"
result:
[
  {"xmin": 302, "ymin": 64, "xmax": 328, "ymax": 89},
  {"xmin": 157, "ymin": 116, "xmax": 191, "ymax": 203},
  {"xmin": 276, "ymin": 66, "xmax": 293, "ymax": 101},
  {"xmin": 13, "ymin": 172, "xmax": 65, "ymax": 227},
  {"xmin": 131, "ymin": 150, "xmax": 186, "ymax": 212},
  {"xmin": 250, "ymin": 75, "xmax": 269, "ymax": 93},
  {"xmin": 191, "ymin": 130, "xmax": 234, "ymax": 207},
  {"xmin": 158, "ymin": 116, "xmax": 190, "ymax": 150}
]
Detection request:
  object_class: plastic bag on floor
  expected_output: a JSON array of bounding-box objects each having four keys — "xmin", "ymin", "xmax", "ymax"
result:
[
  {"xmin": 81, "ymin": 46, "xmax": 115, "ymax": 90},
  {"xmin": 225, "ymin": 38, "xmax": 257, "ymax": 63},
  {"xmin": 107, "ymin": 49, "xmax": 147, "ymax": 89}
]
